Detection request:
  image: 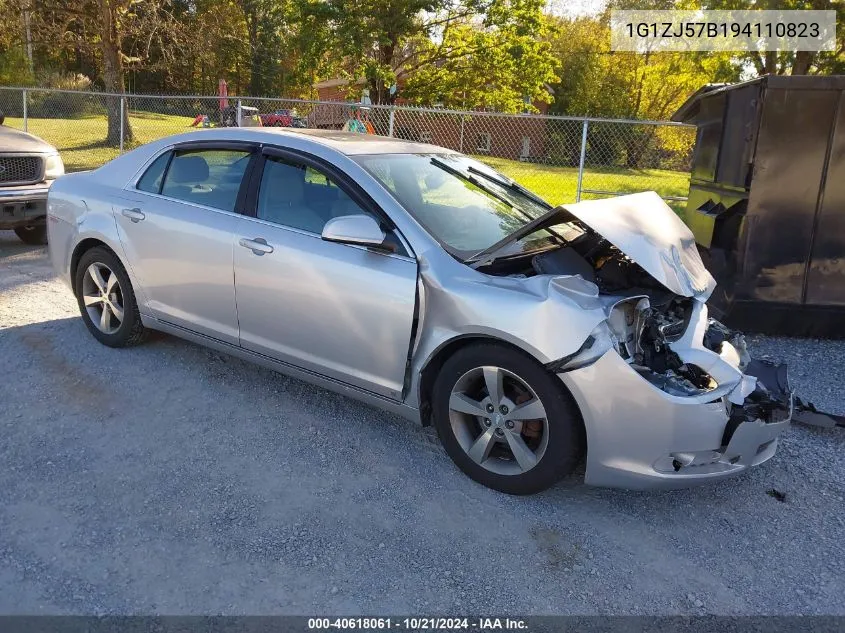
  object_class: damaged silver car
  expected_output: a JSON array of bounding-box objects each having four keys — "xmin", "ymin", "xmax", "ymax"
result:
[{"xmin": 48, "ymin": 129, "xmax": 800, "ymax": 493}]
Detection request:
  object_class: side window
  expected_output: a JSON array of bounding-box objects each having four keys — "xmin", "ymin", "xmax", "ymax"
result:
[
  {"xmin": 136, "ymin": 151, "xmax": 171, "ymax": 194},
  {"xmin": 257, "ymin": 156, "xmax": 374, "ymax": 235},
  {"xmin": 304, "ymin": 166, "xmax": 336, "ymax": 187},
  {"xmin": 160, "ymin": 148, "xmax": 251, "ymax": 212}
]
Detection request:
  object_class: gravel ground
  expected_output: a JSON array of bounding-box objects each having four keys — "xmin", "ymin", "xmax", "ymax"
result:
[{"xmin": 1, "ymin": 229, "xmax": 844, "ymax": 615}]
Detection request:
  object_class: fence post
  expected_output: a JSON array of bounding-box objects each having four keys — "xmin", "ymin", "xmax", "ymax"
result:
[
  {"xmin": 119, "ymin": 96, "xmax": 125, "ymax": 153},
  {"xmin": 459, "ymin": 115, "xmax": 465, "ymax": 153},
  {"xmin": 22, "ymin": 89, "xmax": 27, "ymax": 132},
  {"xmin": 576, "ymin": 118, "xmax": 589, "ymax": 203},
  {"xmin": 236, "ymin": 99, "xmax": 242, "ymax": 127},
  {"xmin": 388, "ymin": 108, "xmax": 395, "ymax": 137}
]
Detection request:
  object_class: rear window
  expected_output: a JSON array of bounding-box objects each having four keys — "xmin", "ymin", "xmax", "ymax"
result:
[
  {"xmin": 158, "ymin": 149, "xmax": 251, "ymax": 212},
  {"xmin": 136, "ymin": 151, "xmax": 171, "ymax": 194}
]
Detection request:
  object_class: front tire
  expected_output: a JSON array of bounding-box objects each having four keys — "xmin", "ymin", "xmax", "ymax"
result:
[
  {"xmin": 14, "ymin": 224, "xmax": 47, "ymax": 245},
  {"xmin": 432, "ymin": 343, "xmax": 584, "ymax": 495},
  {"xmin": 74, "ymin": 247, "xmax": 147, "ymax": 347}
]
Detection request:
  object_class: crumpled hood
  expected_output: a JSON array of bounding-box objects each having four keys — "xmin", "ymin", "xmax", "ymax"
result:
[
  {"xmin": 561, "ymin": 191, "xmax": 716, "ymax": 299},
  {"xmin": 0, "ymin": 125, "xmax": 56, "ymax": 153}
]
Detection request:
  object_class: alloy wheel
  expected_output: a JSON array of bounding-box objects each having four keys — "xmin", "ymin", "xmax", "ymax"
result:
[
  {"xmin": 81, "ymin": 262, "xmax": 125, "ymax": 335},
  {"xmin": 448, "ymin": 365, "xmax": 549, "ymax": 476}
]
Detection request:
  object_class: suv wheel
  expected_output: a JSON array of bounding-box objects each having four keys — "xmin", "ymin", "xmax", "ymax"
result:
[
  {"xmin": 432, "ymin": 343, "xmax": 584, "ymax": 495},
  {"xmin": 74, "ymin": 247, "xmax": 147, "ymax": 347}
]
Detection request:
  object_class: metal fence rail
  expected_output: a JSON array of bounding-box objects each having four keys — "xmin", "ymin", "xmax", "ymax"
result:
[{"xmin": 0, "ymin": 86, "xmax": 696, "ymax": 209}]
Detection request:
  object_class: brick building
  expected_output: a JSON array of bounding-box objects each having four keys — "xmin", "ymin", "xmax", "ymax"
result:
[{"xmin": 311, "ymin": 78, "xmax": 553, "ymax": 162}]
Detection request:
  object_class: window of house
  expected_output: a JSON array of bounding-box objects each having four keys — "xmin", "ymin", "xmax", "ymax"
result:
[{"xmin": 476, "ymin": 133, "xmax": 491, "ymax": 152}]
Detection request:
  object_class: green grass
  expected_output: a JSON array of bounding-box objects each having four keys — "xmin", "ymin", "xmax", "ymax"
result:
[
  {"xmin": 5, "ymin": 111, "xmax": 196, "ymax": 172},
  {"xmin": 5, "ymin": 111, "xmax": 691, "ymax": 217},
  {"xmin": 476, "ymin": 155, "xmax": 690, "ymax": 217}
]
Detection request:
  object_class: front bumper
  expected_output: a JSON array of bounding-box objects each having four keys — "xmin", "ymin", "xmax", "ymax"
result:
[
  {"xmin": 559, "ymin": 350, "xmax": 792, "ymax": 490},
  {"xmin": 0, "ymin": 183, "xmax": 50, "ymax": 228}
]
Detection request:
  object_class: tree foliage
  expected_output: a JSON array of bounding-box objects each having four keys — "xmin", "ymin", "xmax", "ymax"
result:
[
  {"xmin": 401, "ymin": 0, "xmax": 558, "ymax": 111},
  {"xmin": 700, "ymin": 0, "xmax": 845, "ymax": 76},
  {"xmin": 0, "ymin": 0, "xmax": 841, "ymax": 121},
  {"xmin": 314, "ymin": 0, "xmax": 556, "ymax": 110},
  {"xmin": 547, "ymin": 10, "xmax": 739, "ymax": 120}
]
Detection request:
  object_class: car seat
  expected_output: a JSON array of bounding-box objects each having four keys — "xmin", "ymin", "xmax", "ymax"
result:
[
  {"xmin": 259, "ymin": 161, "xmax": 326, "ymax": 234},
  {"xmin": 162, "ymin": 155, "xmax": 209, "ymax": 200}
]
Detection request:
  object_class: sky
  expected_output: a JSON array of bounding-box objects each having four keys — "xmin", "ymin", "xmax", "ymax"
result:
[{"xmin": 547, "ymin": 0, "xmax": 608, "ymax": 17}]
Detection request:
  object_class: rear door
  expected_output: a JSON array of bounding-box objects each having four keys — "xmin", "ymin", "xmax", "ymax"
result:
[
  {"xmin": 232, "ymin": 149, "xmax": 418, "ymax": 399},
  {"xmin": 114, "ymin": 143, "xmax": 256, "ymax": 344}
]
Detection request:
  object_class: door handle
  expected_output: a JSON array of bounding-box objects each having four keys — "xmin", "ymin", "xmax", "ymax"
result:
[
  {"xmin": 122, "ymin": 208, "xmax": 145, "ymax": 223},
  {"xmin": 239, "ymin": 237, "xmax": 274, "ymax": 255}
]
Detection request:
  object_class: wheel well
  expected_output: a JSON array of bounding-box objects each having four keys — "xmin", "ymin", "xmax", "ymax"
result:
[
  {"xmin": 418, "ymin": 336, "xmax": 569, "ymax": 426},
  {"xmin": 418, "ymin": 335, "xmax": 587, "ymax": 455},
  {"xmin": 70, "ymin": 238, "xmax": 115, "ymax": 294}
]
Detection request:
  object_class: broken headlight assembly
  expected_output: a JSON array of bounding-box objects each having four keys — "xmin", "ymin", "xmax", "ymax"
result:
[
  {"xmin": 546, "ymin": 321, "xmax": 616, "ymax": 373},
  {"xmin": 607, "ymin": 296, "xmax": 716, "ymax": 397}
]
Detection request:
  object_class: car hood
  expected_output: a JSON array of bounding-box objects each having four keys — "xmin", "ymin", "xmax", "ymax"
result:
[
  {"xmin": 0, "ymin": 125, "xmax": 56, "ymax": 153},
  {"xmin": 561, "ymin": 191, "xmax": 716, "ymax": 299}
]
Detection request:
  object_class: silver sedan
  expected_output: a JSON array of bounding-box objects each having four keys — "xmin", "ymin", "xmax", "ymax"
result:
[{"xmin": 47, "ymin": 129, "xmax": 793, "ymax": 493}]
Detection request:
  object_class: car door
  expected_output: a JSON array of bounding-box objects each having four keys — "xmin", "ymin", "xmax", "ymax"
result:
[
  {"xmin": 114, "ymin": 143, "xmax": 255, "ymax": 345},
  {"xmin": 233, "ymin": 148, "xmax": 418, "ymax": 399}
]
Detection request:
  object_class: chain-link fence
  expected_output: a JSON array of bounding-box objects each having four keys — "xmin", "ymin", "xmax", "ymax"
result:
[{"xmin": 0, "ymin": 87, "xmax": 695, "ymax": 211}]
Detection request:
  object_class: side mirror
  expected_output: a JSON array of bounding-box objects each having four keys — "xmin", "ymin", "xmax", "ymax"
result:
[{"xmin": 321, "ymin": 214, "xmax": 394, "ymax": 252}]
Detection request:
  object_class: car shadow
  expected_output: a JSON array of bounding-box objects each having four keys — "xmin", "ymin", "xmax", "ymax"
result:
[
  {"xmin": 3, "ymin": 311, "xmax": 776, "ymax": 517},
  {"xmin": 0, "ymin": 231, "xmax": 53, "ymax": 295},
  {"xmin": 0, "ymin": 230, "xmax": 44, "ymax": 258}
]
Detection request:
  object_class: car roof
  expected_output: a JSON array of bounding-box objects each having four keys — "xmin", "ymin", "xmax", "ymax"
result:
[
  {"xmin": 240, "ymin": 127, "xmax": 456, "ymax": 156},
  {"xmin": 97, "ymin": 127, "xmax": 460, "ymax": 193}
]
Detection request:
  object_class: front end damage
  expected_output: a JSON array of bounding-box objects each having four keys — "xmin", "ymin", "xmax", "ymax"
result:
[
  {"xmin": 555, "ymin": 297, "xmax": 795, "ymax": 488},
  {"xmin": 458, "ymin": 191, "xmax": 841, "ymax": 488},
  {"xmin": 499, "ymin": 192, "xmax": 837, "ymax": 488}
]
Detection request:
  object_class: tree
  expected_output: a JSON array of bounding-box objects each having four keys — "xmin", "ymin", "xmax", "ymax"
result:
[
  {"xmin": 239, "ymin": 0, "xmax": 335, "ymax": 97},
  {"xmin": 701, "ymin": 0, "xmax": 845, "ymax": 76},
  {"xmin": 22, "ymin": 0, "xmax": 191, "ymax": 144},
  {"xmin": 546, "ymin": 10, "xmax": 739, "ymax": 166},
  {"xmin": 403, "ymin": 0, "xmax": 558, "ymax": 111},
  {"xmin": 548, "ymin": 11, "xmax": 738, "ymax": 120},
  {"xmin": 316, "ymin": 0, "xmax": 557, "ymax": 110},
  {"xmin": 96, "ymin": 0, "xmax": 133, "ymax": 144}
]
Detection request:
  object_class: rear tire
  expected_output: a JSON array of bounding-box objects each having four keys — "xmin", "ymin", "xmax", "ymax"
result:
[
  {"xmin": 14, "ymin": 224, "xmax": 47, "ymax": 245},
  {"xmin": 432, "ymin": 343, "xmax": 584, "ymax": 495},
  {"xmin": 74, "ymin": 247, "xmax": 147, "ymax": 348}
]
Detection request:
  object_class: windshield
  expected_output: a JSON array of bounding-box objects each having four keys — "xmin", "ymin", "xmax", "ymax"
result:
[{"xmin": 354, "ymin": 153, "xmax": 571, "ymax": 259}]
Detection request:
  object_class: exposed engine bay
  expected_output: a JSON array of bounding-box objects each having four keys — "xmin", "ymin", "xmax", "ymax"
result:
[
  {"xmin": 478, "ymin": 226, "xmax": 721, "ymax": 398},
  {"xmin": 477, "ymin": 219, "xmax": 844, "ymax": 432}
]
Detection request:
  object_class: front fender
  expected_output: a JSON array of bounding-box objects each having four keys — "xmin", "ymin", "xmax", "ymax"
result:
[{"xmin": 406, "ymin": 259, "xmax": 609, "ymax": 410}]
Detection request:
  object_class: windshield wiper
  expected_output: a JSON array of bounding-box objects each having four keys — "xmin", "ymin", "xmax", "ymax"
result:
[
  {"xmin": 466, "ymin": 165, "xmax": 551, "ymax": 209},
  {"xmin": 429, "ymin": 157, "xmax": 566, "ymax": 262},
  {"xmin": 429, "ymin": 157, "xmax": 536, "ymax": 225},
  {"xmin": 465, "ymin": 206, "xmax": 578, "ymax": 268}
]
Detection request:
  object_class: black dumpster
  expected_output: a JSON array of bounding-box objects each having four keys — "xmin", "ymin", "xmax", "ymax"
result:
[{"xmin": 672, "ymin": 75, "xmax": 845, "ymax": 337}]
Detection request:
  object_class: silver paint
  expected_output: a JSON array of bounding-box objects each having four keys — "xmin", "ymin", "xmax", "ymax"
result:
[
  {"xmin": 562, "ymin": 191, "xmax": 717, "ymax": 300},
  {"xmin": 47, "ymin": 128, "xmax": 790, "ymax": 490},
  {"xmin": 233, "ymin": 215, "xmax": 418, "ymax": 398},
  {"xmin": 321, "ymin": 214, "xmax": 387, "ymax": 248},
  {"xmin": 113, "ymin": 190, "xmax": 241, "ymax": 345}
]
